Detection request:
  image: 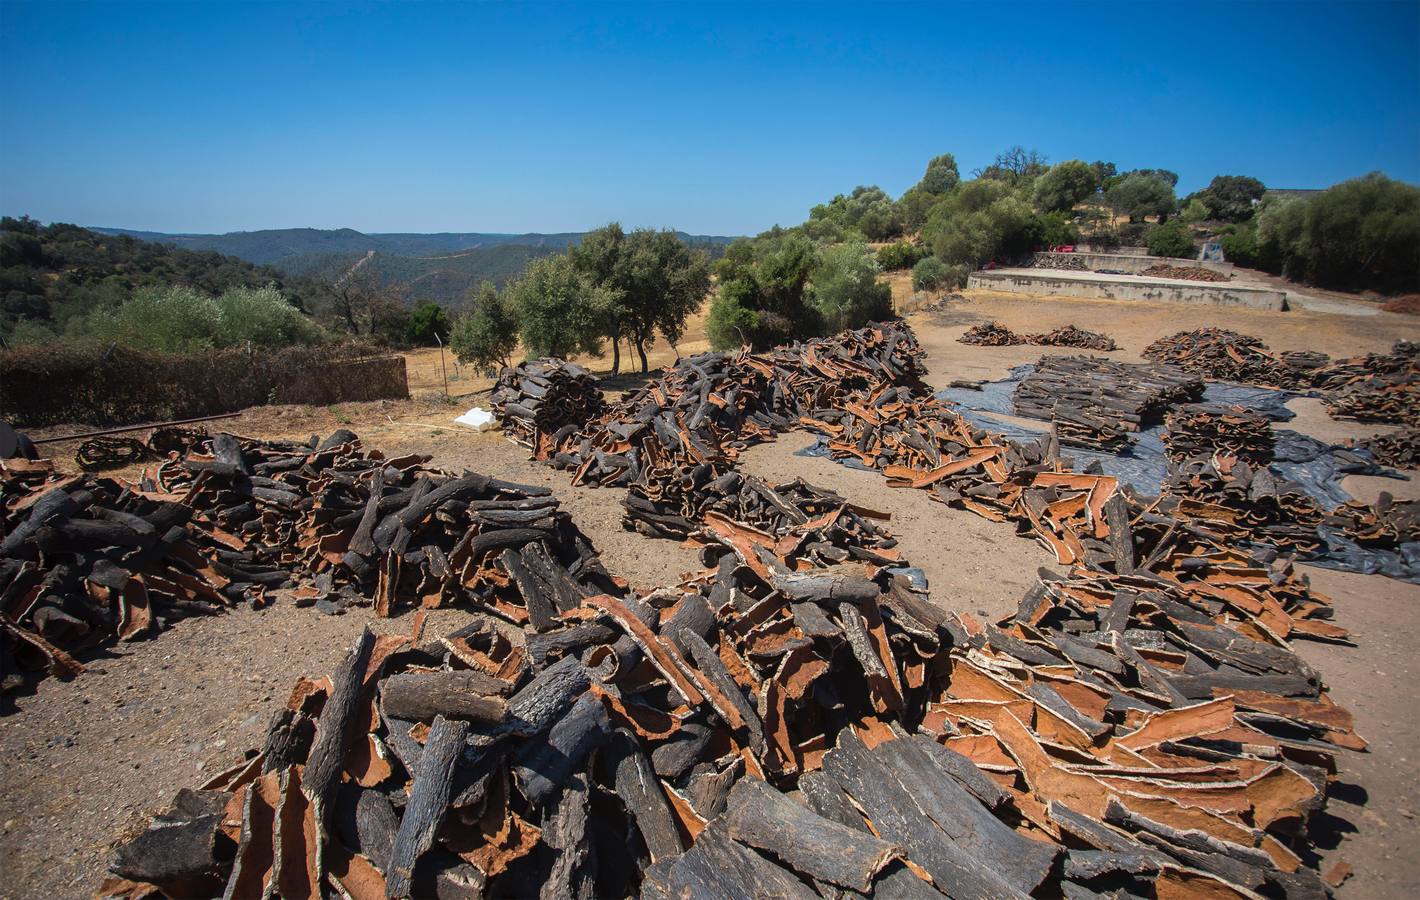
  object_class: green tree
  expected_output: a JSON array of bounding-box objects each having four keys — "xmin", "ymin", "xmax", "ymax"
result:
[
  {"xmin": 1258, "ymin": 173, "xmax": 1420, "ymax": 292},
  {"xmin": 1194, "ymin": 175, "xmax": 1266, "ymax": 223},
  {"xmin": 1106, "ymin": 173, "xmax": 1176, "ymax": 223},
  {"xmin": 572, "ymin": 223, "xmax": 711, "ymax": 372},
  {"xmin": 1179, "ymin": 198, "xmax": 1210, "ymax": 223},
  {"xmin": 898, "ymin": 154, "xmax": 961, "ymax": 231},
  {"xmin": 708, "ymin": 232, "xmax": 820, "ymax": 350},
  {"xmin": 912, "ymin": 256, "xmax": 949, "ymax": 291},
  {"xmin": 1032, "ymin": 160, "xmax": 1099, "ymax": 213},
  {"xmin": 809, "ymin": 241, "xmax": 892, "ymax": 332},
  {"xmin": 406, "ymin": 300, "xmax": 452, "ymax": 346},
  {"xmin": 807, "ymin": 186, "xmax": 901, "ymax": 242},
  {"xmin": 450, "ymin": 282, "xmax": 519, "ymax": 371},
  {"xmin": 1146, "ymin": 220, "xmax": 1195, "ymax": 259},
  {"xmin": 508, "ymin": 253, "xmax": 615, "ymax": 358}
]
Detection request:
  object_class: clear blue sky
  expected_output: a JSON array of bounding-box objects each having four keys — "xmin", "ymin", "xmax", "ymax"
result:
[{"xmin": 1, "ymin": 1, "xmax": 1417, "ymax": 235}]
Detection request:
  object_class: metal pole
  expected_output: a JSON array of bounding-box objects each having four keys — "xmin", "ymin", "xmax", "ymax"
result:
[
  {"xmin": 435, "ymin": 333, "xmax": 450, "ymax": 398},
  {"xmin": 31, "ymin": 411, "xmax": 243, "ymax": 445}
]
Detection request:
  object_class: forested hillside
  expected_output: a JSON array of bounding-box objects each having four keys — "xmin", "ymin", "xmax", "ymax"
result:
[
  {"xmin": 0, "ymin": 217, "xmax": 322, "ymax": 342},
  {"xmin": 91, "ymin": 227, "xmax": 591, "ymax": 265},
  {"xmin": 278, "ymin": 244, "xmax": 564, "ymax": 306},
  {"xmin": 93, "ymin": 226, "xmax": 737, "ymax": 307}
]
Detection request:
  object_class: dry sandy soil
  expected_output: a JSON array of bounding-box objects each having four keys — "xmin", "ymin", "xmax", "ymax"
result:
[{"xmin": 4, "ymin": 290, "xmax": 1419, "ymax": 898}]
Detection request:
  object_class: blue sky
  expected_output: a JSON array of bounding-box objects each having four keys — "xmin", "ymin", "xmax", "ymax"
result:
[{"xmin": 1, "ymin": 1, "xmax": 1416, "ymax": 235}]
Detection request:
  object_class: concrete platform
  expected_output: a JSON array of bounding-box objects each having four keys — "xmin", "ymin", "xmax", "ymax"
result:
[
  {"xmin": 1033, "ymin": 251, "xmax": 1234, "ymax": 275},
  {"xmin": 967, "ymin": 268, "xmax": 1287, "ymax": 310}
]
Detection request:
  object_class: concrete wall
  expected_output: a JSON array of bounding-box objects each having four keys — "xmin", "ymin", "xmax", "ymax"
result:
[
  {"xmin": 1033, "ymin": 252, "xmax": 1234, "ymax": 275},
  {"xmin": 967, "ymin": 269, "xmax": 1286, "ymax": 311}
]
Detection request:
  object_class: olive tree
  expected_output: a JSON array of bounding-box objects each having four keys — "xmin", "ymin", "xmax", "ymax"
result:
[{"xmin": 451, "ymin": 281, "xmax": 519, "ymax": 371}]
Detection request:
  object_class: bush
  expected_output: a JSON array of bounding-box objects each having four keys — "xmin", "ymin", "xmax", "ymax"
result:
[
  {"xmin": 912, "ymin": 257, "xmax": 949, "ymax": 291},
  {"xmin": 1146, "ymin": 221, "xmax": 1195, "ymax": 259},
  {"xmin": 1216, "ymin": 223, "xmax": 1260, "ymax": 268},
  {"xmin": 213, "ymin": 285, "xmax": 325, "ymax": 349},
  {"xmin": 876, "ymin": 242, "xmax": 926, "ymax": 271},
  {"xmin": 1116, "ymin": 223, "xmax": 1150, "ymax": 247},
  {"xmin": 1038, "ymin": 212, "xmax": 1079, "ymax": 247},
  {"xmin": 708, "ymin": 233, "xmax": 820, "ymax": 350},
  {"xmin": 85, "ymin": 285, "xmax": 222, "ymax": 353}
]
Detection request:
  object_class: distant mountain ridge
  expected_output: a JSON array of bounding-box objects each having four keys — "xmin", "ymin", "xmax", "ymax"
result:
[
  {"xmin": 91, "ymin": 226, "xmax": 738, "ymax": 267},
  {"xmin": 89, "ymin": 226, "xmax": 739, "ymax": 306}
]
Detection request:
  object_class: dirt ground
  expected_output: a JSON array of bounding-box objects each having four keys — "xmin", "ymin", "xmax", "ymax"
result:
[{"xmin": 4, "ymin": 291, "xmax": 1419, "ymax": 898}]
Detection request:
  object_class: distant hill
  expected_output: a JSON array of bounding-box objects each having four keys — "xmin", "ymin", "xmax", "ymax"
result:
[
  {"xmin": 0, "ymin": 217, "xmax": 324, "ymax": 340},
  {"xmin": 91, "ymin": 226, "xmax": 738, "ymax": 306},
  {"xmin": 279, "ymin": 244, "xmax": 566, "ymax": 307},
  {"xmin": 91, "ymin": 227, "xmax": 737, "ymax": 266}
]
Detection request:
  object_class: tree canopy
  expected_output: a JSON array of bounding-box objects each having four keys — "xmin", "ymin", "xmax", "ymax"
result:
[
  {"xmin": 571, "ymin": 223, "xmax": 711, "ymax": 372},
  {"xmin": 450, "ymin": 281, "xmax": 520, "ymax": 371},
  {"xmin": 1193, "ymin": 175, "xmax": 1266, "ymax": 222},
  {"xmin": 1106, "ymin": 173, "xmax": 1177, "ymax": 223},
  {"xmin": 1032, "ymin": 160, "xmax": 1100, "ymax": 213},
  {"xmin": 506, "ymin": 253, "xmax": 615, "ymax": 359}
]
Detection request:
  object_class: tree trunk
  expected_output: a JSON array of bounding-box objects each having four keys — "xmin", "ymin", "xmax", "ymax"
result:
[
  {"xmin": 611, "ymin": 338, "xmax": 621, "ymax": 375},
  {"xmin": 637, "ymin": 340, "xmax": 649, "ymax": 373}
]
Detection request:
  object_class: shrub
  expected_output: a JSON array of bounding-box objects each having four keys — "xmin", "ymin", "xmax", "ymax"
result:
[
  {"xmin": 912, "ymin": 256, "xmax": 949, "ymax": 291},
  {"xmin": 876, "ymin": 242, "xmax": 926, "ymax": 271},
  {"xmin": 1146, "ymin": 221, "xmax": 1195, "ymax": 259},
  {"xmin": 1179, "ymin": 199, "xmax": 1210, "ymax": 223},
  {"xmin": 1216, "ymin": 223, "xmax": 1260, "ymax": 268},
  {"xmin": 1116, "ymin": 222, "xmax": 1151, "ymax": 247},
  {"xmin": 1038, "ymin": 212, "xmax": 1079, "ymax": 247},
  {"xmin": 708, "ymin": 233, "xmax": 820, "ymax": 350},
  {"xmin": 85, "ymin": 285, "xmax": 222, "ymax": 353},
  {"xmin": 213, "ymin": 285, "xmax": 325, "ymax": 349}
]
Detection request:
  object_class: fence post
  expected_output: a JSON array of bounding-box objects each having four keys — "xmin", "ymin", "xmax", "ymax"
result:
[{"xmin": 435, "ymin": 333, "xmax": 450, "ymax": 399}]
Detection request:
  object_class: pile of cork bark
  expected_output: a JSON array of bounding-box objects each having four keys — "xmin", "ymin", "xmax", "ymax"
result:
[{"xmin": 98, "ymin": 322, "xmax": 1363, "ymax": 899}]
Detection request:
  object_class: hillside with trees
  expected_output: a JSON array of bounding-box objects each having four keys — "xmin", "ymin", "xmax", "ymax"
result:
[
  {"xmin": 703, "ymin": 148, "xmax": 1418, "ymax": 346},
  {"xmin": 95, "ymin": 226, "xmax": 737, "ymax": 307},
  {"xmin": 0, "ymin": 217, "xmax": 325, "ymax": 344}
]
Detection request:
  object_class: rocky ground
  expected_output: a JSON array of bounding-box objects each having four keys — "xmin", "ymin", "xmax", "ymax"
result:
[{"xmin": 3, "ymin": 290, "xmax": 1418, "ymax": 898}]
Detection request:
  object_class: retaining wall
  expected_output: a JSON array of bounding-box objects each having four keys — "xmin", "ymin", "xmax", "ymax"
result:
[{"xmin": 967, "ymin": 269, "xmax": 1286, "ymax": 311}]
